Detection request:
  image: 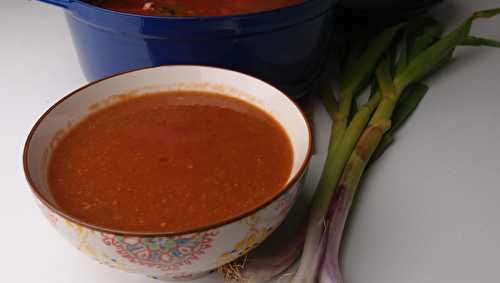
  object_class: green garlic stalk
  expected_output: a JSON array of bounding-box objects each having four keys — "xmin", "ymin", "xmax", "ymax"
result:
[{"xmin": 319, "ymin": 8, "xmax": 500, "ymax": 283}]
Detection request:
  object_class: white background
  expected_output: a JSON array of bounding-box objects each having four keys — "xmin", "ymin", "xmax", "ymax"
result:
[{"xmin": 1, "ymin": 0, "xmax": 500, "ymax": 282}]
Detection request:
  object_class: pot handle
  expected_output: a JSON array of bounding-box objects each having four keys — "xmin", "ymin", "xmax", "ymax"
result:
[{"xmin": 38, "ymin": 0, "xmax": 72, "ymax": 9}]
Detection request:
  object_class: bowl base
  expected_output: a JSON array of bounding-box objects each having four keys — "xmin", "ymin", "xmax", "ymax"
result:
[{"xmin": 148, "ymin": 270, "xmax": 212, "ymax": 281}]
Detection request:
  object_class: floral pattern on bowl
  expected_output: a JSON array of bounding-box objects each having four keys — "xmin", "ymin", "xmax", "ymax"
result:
[{"xmin": 37, "ymin": 183, "xmax": 300, "ymax": 280}]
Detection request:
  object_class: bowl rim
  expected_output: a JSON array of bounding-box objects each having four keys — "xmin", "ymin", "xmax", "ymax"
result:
[
  {"xmin": 23, "ymin": 65, "xmax": 313, "ymax": 237},
  {"xmin": 72, "ymin": 0, "xmax": 328, "ymax": 20}
]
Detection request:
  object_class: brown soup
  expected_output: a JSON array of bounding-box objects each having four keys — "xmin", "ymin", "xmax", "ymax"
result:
[
  {"xmin": 48, "ymin": 91, "xmax": 293, "ymax": 233},
  {"xmin": 87, "ymin": 0, "xmax": 304, "ymax": 17}
]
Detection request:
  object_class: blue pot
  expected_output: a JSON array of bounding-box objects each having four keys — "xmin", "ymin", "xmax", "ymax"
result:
[{"xmin": 39, "ymin": 0, "xmax": 336, "ymax": 99}]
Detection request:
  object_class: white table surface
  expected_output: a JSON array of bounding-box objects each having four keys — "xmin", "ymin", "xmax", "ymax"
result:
[{"xmin": 2, "ymin": 1, "xmax": 500, "ymax": 282}]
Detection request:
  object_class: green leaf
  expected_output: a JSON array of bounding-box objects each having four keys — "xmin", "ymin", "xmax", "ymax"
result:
[
  {"xmin": 349, "ymin": 95, "xmax": 360, "ymax": 123},
  {"xmin": 408, "ymin": 21, "xmax": 444, "ymax": 60},
  {"xmin": 369, "ymin": 79, "xmax": 379, "ymax": 98},
  {"xmin": 394, "ymin": 34, "xmax": 409, "ymax": 76},
  {"xmin": 393, "ymin": 18, "xmax": 443, "ymax": 77},
  {"xmin": 424, "ymin": 51, "xmax": 454, "ymax": 79},
  {"xmin": 391, "ymin": 83, "xmax": 429, "ymax": 131},
  {"xmin": 394, "ymin": 22, "xmax": 468, "ymax": 92},
  {"xmin": 369, "ymin": 83, "xmax": 429, "ymax": 164},
  {"xmin": 340, "ymin": 23, "xmax": 405, "ymax": 97},
  {"xmin": 394, "ymin": 8, "xmax": 500, "ymax": 93},
  {"xmin": 408, "ymin": 20, "xmax": 444, "ymax": 61},
  {"xmin": 461, "ymin": 36, "xmax": 500, "ymax": 48},
  {"xmin": 473, "ymin": 8, "xmax": 500, "ymax": 18},
  {"xmin": 375, "ymin": 56, "xmax": 395, "ymax": 98},
  {"xmin": 320, "ymin": 82, "xmax": 338, "ymax": 118}
]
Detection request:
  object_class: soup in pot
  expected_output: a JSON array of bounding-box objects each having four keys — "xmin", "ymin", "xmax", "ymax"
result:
[{"xmin": 87, "ymin": 0, "xmax": 304, "ymax": 16}]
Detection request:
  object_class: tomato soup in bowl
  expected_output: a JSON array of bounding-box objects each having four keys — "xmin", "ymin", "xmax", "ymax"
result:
[{"xmin": 23, "ymin": 65, "xmax": 312, "ymax": 280}]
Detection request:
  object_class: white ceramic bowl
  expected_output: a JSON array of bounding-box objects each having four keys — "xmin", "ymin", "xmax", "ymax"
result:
[{"xmin": 23, "ymin": 65, "xmax": 312, "ymax": 281}]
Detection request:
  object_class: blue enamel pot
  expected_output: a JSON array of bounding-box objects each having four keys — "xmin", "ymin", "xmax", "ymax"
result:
[{"xmin": 39, "ymin": 0, "xmax": 337, "ymax": 99}]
